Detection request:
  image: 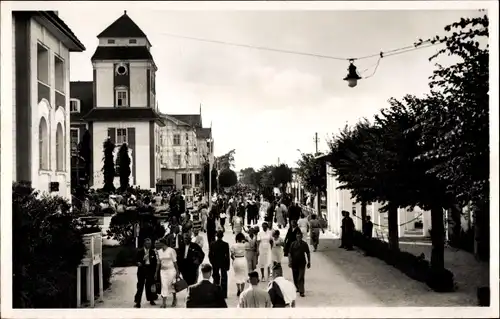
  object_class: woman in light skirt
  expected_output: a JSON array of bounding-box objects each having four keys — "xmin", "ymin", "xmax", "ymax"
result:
[
  {"xmin": 157, "ymin": 238, "xmax": 180, "ymax": 307},
  {"xmin": 231, "ymin": 233, "xmax": 249, "ymax": 296},
  {"xmin": 256, "ymin": 222, "xmax": 273, "ymax": 282}
]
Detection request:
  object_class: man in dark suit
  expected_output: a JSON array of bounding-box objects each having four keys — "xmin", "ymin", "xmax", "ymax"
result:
[
  {"xmin": 178, "ymin": 232, "xmax": 205, "ymax": 286},
  {"xmin": 186, "ymin": 263, "xmax": 227, "ymax": 308},
  {"xmin": 166, "ymin": 225, "xmax": 181, "ymax": 253},
  {"xmin": 208, "ymin": 230, "xmax": 230, "ymax": 298},
  {"xmin": 283, "ymin": 219, "xmax": 300, "ymax": 257},
  {"xmin": 134, "ymin": 238, "xmax": 159, "ymax": 308}
]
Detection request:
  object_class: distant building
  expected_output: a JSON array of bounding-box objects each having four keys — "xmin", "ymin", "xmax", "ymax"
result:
[
  {"xmin": 12, "ymin": 11, "xmax": 85, "ymax": 198},
  {"xmin": 159, "ymin": 107, "xmax": 213, "ymax": 191},
  {"xmin": 70, "ymin": 11, "xmax": 164, "ymax": 190}
]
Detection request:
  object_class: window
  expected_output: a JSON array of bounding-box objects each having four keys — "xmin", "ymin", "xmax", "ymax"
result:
[
  {"xmin": 173, "ymin": 134, "xmax": 180, "ymax": 146},
  {"xmin": 195, "ymin": 173, "xmax": 200, "ymax": 186},
  {"xmin": 56, "ymin": 123, "xmax": 64, "ymax": 171},
  {"xmin": 185, "ymin": 133, "xmax": 189, "ymax": 143},
  {"xmin": 37, "ymin": 43, "xmax": 49, "ymax": 85},
  {"xmin": 115, "ymin": 87, "xmax": 128, "ymax": 107},
  {"xmin": 39, "ymin": 117, "xmax": 49, "ymax": 170},
  {"xmin": 107, "ymin": 39, "xmax": 115, "ymax": 44},
  {"xmin": 70, "ymin": 128, "xmax": 79, "ymax": 151},
  {"xmin": 70, "ymin": 99, "xmax": 80, "ymax": 113},
  {"xmin": 174, "ymin": 153, "xmax": 181, "ymax": 166},
  {"xmin": 129, "ymin": 39, "xmax": 137, "ymax": 44},
  {"xmin": 116, "ymin": 128, "xmax": 127, "ymax": 145},
  {"xmin": 182, "ymin": 173, "xmax": 192, "ymax": 186},
  {"xmin": 54, "ymin": 55, "xmax": 65, "ymax": 92}
]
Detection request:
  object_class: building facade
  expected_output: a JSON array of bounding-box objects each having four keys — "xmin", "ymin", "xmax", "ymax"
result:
[
  {"xmin": 324, "ymin": 162, "xmax": 432, "ymax": 239},
  {"xmin": 12, "ymin": 11, "xmax": 85, "ymax": 198},
  {"xmin": 70, "ymin": 11, "xmax": 164, "ymax": 191},
  {"xmin": 159, "ymin": 111, "xmax": 213, "ymax": 191}
]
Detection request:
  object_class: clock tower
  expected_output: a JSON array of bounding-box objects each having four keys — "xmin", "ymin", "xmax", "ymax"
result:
[{"xmin": 83, "ymin": 11, "xmax": 165, "ymax": 190}]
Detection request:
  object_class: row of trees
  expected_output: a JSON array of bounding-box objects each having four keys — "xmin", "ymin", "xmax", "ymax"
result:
[
  {"xmin": 322, "ymin": 14, "xmax": 489, "ymax": 271},
  {"xmin": 240, "ymin": 164, "xmax": 293, "ymax": 200}
]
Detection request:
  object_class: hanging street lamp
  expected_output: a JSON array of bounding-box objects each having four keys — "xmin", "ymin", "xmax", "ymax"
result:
[{"xmin": 343, "ymin": 59, "xmax": 362, "ymax": 88}]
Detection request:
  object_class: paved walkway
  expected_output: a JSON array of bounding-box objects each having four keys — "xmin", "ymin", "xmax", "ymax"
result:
[
  {"xmin": 97, "ymin": 219, "xmax": 480, "ymax": 308},
  {"xmin": 97, "ymin": 223, "xmax": 382, "ymax": 308}
]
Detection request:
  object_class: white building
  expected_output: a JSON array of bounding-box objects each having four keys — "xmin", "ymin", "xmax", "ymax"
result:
[
  {"xmin": 71, "ymin": 11, "xmax": 164, "ymax": 191},
  {"xmin": 323, "ymin": 161, "xmax": 432, "ymax": 239},
  {"xmin": 159, "ymin": 110, "xmax": 213, "ymax": 191},
  {"xmin": 12, "ymin": 11, "xmax": 85, "ymax": 198}
]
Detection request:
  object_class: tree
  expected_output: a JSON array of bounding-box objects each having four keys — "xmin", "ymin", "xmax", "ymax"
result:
[
  {"xmin": 13, "ymin": 182, "xmax": 86, "ymax": 308},
  {"xmin": 240, "ymin": 167, "xmax": 258, "ymax": 187},
  {"xmin": 296, "ymin": 152, "xmax": 327, "ymax": 194},
  {"xmin": 271, "ymin": 164, "xmax": 293, "ymax": 192},
  {"xmin": 218, "ymin": 168, "xmax": 238, "ymax": 188},
  {"xmin": 102, "ymin": 138, "xmax": 115, "ymax": 192},
  {"xmin": 216, "ymin": 149, "xmax": 235, "ymax": 170},
  {"xmin": 118, "ymin": 143, "xmax": 131, "ymax": 192},
  {"xmin": 413, "ymin": 14, "xmax": 489, "ymax": 261}
]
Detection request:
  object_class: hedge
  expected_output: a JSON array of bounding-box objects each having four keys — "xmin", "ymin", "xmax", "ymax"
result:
[{"xmin": 353, "ymin": 231, "xmax": 455, "ymax": 292}]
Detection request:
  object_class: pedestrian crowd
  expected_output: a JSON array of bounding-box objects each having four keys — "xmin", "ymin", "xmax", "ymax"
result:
[{"xmin": 131, "ymin": 189, "xmax": 338, "ymax": 308}]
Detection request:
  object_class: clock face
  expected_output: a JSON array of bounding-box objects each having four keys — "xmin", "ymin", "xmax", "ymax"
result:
[{"xmin": 116, "ymin": 64, "xmax": 128, "ymax": 75}]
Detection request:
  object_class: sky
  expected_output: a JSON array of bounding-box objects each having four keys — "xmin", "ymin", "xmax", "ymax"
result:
[{"xmin": 35, "ymin": 3, "xmax": 483, "ymax": 170}]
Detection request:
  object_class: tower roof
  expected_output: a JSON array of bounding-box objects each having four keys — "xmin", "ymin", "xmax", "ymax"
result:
[{"xmin": 97, "ymin": 11, "xmax": 149, "ymax": 40}]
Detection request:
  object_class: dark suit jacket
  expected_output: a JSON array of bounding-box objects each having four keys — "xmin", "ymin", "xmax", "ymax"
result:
[
  {"xmin": 165, "ymin": 232, "xmax": 180, "ymax": 250},
  {"xmin": 178, "ymin": 242, "xmax": 205, "ymax": 269},
  {"xmin": 284, "ymin": 227, "xmax": 300, "ymax": 256},
  {"xmin": 209, "ymin": 239, "xmax": 230, "ymax": 270},
  {"xmin": 186, "ymin": 280, "xmax": 227, "ymax": 308},
  {"xmin": 136, "ymin": 248, "xmax": 158, "ymax": 274}
]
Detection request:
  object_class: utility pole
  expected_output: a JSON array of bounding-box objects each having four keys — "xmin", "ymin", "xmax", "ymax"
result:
[
  {"xmin": 313, "ymin": 132, "xmax": 321, "ymax": 217},
  {"xmin": 313, "ymin": 132, "xmax": 319, "ymax": 155}
]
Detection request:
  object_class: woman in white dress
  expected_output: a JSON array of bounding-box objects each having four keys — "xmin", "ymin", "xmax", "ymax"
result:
[
  {"xmin": 231, "ymin": 233, "xmax": 249, "ymax": 296},
  {"xmin": 297, "ymin": 213, "xmax": 310, "ymax": 240},
  {"xmin": 257, "ymin": 222, "xmax": 274, "ymax": 282},
  {"xmin": 157, "ymin": 238, "xmax": 180, "ymax": 308}
]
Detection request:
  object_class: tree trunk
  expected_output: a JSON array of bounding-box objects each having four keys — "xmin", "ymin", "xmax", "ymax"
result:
[
  {"xmin": 430, "ymin": 206, "xmax": 445, "ymax": 270},
  {"xmin": 361, "ymin": 202, "xmax": 367, "ymax": 231},
  {"xmin": 387, "ymin": 203, "xmax": 399, "ymax": 251},
  {"xmin": 449, "ymin": 204, "xmax": 462, "ymax": 246}
]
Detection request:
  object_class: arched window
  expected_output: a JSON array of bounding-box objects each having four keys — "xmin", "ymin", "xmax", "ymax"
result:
[
  {"xmin": 39, "ymin": 117, "xmax": 49, "ymax": 170},
  {"xmin": 56, "ymin": 123, "xmax": 64, "ymax": 171}
]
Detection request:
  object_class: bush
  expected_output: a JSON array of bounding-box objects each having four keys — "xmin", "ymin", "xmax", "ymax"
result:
[
  {"xmin": 13, "ymin": 181, "xmax": 87, "ymax": 308},
  {"xmin": 102, "ymin": 245, "xmax": 137, "ymax": 267},
  {"xmin": 353, "ymin": 231, "xmax": 455, "ymax": 292},
  {"xmin": 107, "ymin": 209, "xmax": 165, "ymax": 246}
]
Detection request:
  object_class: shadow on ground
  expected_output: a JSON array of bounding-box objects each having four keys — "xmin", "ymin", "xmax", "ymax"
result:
[{"xmin": 318, "ymin": 238, "xmax": 485, "ymax": 306}]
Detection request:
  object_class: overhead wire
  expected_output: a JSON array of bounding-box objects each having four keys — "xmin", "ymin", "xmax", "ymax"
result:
[{"xmin": 158, "ymin": 31, "xmax": 439, "ymax": 63}]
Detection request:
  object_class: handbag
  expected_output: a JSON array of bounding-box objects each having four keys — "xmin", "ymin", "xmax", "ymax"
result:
[{"xmin": 173, "ymin": 277, "xmax": 188, "ymax": 292}]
